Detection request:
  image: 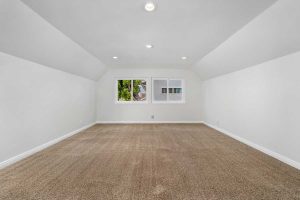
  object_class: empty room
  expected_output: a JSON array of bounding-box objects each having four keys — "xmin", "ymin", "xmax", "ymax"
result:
[{"xmin": 0, "ymin": 0, "xmax": 300, "ymax": 199}]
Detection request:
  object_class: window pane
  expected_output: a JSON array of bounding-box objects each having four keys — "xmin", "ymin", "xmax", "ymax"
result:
[
  {"xmin": 168, "ymin": 80, "xmax": 183, "ymax": 101},
  {"xmin": 133, "ymin": 80, "xmax": 147, "ymax": 101},
  {"xmin": 153, "ymin": 79, "xmax": 167, "ymax": 101},
  {"xmin": 118, "ymin": 80, "xmax": 132, "ymax": 101}
]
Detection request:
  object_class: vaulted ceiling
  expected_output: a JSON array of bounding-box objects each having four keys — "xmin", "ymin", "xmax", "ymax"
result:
[
  {"xmin": 192, "ymin": 0, "xmax": 300, "ymax": 79},
  {"xmin": 0, "ymin": 0, "xmax": 106, "ymax": 80},
  {"xmin": 1, "ymin": 0, "xmax": 299, "ymax": 80}
]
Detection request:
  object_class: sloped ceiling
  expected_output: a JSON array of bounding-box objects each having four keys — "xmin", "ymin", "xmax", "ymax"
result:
[
  {"xmin": 2, "ymin": 0, "xmax": 297, "ymax": 81},
  {"xmin": 18, "ymin": 0, "xmax": 276, "ymax": 76},
  {"xmin": 0, "ymin": 0, "xmax": 106, "ymax": 80},
  {"xmin": 192, "ymin": 0, "xmax": 300, "ymax": 80}
]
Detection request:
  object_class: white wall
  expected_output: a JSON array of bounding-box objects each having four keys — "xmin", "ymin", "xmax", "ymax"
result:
[
  {"xmin": 201, "ymin": 51, "xmax": 300, "ymax": 167},
  {"xmin": 0, "ymin": 52, "xmax": 96, "ymax": 164},
  {"xmin": 97, "ymin": 69, "xmax": 202, "ymax": 122}
]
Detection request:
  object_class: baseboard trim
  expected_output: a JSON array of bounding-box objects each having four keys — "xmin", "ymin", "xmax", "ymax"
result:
[
  {"xmin": 96, "ymin": 121, "xmax": 203, "ymax": 124},
  {"xmin": 0, "ymin": 122, "xmax": 96, "ymax": 170},
  {"xmin": 202, "ymin": 122, "xmax": 300, "ymax": 170},
  {"xmin": 4, "ymin": 122, "xmax": 297, "ymax": 171}
]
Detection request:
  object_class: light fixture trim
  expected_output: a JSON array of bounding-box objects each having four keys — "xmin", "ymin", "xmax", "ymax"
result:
[
  {"xmin": 144, "ymin": 2, "xmax": 156, "ymax": 12},
  {"xmin": 145, "ymin": 44, "xmax": 153, "ymax": 49},
  {"xmin": 181, "ymin": 56, "xmax": 187, "ymax": 60},
  {"xmin": 113, "ymin": 56, "xmax": 118, "ymax": 59}
]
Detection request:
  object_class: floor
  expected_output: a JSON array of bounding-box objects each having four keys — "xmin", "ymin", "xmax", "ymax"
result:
[{"xmin": 0, "ymin": 124, "xmax": 299, "ymax": 200}]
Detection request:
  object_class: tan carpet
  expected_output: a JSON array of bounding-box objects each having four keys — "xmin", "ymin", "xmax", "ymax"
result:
[{"xmin": 0, "ymin": 124, "xmax": 299, "ymax": 200}]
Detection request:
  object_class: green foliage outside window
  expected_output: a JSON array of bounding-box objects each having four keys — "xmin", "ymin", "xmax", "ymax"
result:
[
  {"xmin": 118, "ymin": 80, "xmax": 131, "ymax": 101},
  {"xmin": 118, "ymin": 79, "xmax": 147, "ymax": 102},
  {"xmin": 133, "ymin": 80, "xmax": 141, "ymax": 98},
  {"xmin": 133, "ymin": 80, "xmax": 146, "ymax": 101}
]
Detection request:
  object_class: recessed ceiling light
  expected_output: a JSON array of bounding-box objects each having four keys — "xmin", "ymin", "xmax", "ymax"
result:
[
  {"xmin": 113, "ymin": 56, "xmax": 118, "ymax": 59},
  {"xmin": 146, "ymin": 44, "xmax": 153, "ymax": 49},
  {"xmin": 181, "ymin": 56, "xmax": 187, "ymax": 60},
  {"xmin": 144, "ymin": 2, "xmax": 156, "ymax": 12}
]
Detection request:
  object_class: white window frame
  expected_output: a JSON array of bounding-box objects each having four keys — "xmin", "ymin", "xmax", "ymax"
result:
[
  {"xmin": 115, "ymin": 78, "xmax": 149, "ymax": 104},
  {"xmin": 151, "ymin": 78, "xmax": 185, "ymax": 104}
]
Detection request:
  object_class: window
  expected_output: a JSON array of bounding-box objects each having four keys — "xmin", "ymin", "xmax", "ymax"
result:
[
  {"xmin": 116, "ymin": 79, "xmax": 148, "ymax": 103},
  {"xmin": 153, "ymin": 79, "xmax": 168, "ymax": 102},
  {"xmin": 152, "ymin": 78, "xmax": 185, "ymax": 103}
]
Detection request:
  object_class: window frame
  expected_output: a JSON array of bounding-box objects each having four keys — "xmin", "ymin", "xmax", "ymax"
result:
[
  {"xmin": 151, "ymin": 78, "xmax": 185, "ymax": 104},
  {"xmin": 115, "ymin": 78, "xmax": 149, "ymax": 104}
]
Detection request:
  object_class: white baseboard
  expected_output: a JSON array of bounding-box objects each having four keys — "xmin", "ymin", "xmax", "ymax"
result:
[
  {"xmin": 202, "ymin": 122, "xmax": 300, "ymax": 170},
  {"xmin": 97, "ymin": 121, "xmax": 203, "ymax": 124},
  {"xmin": 0, "ymin": 122, "xmax": 96, "ymax": 170},
  {"xmin": 4, "ymin": 121, "xmax": 297, "ymax": 171}
]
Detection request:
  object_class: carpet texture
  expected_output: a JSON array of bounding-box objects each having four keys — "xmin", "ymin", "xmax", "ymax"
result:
[{"xmin": 0, "ymin": 124, "xmax": 299, "ymax": 200}]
